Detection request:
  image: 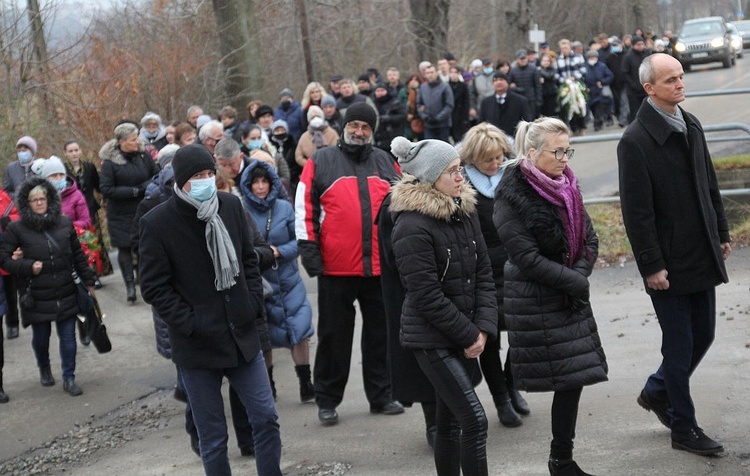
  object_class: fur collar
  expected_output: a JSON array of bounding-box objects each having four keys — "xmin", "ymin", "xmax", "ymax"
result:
[
  {"xmin": 98, "ymin": 139, "xmax": 145, "ymax": 166},
  {"xmin": 497, "ymin": 165, "xmax": 567, "ymax": 261},
  {"xmin": 389, "ymin": 173, "xmax": 476, "ymax": 221},
  {"xmin": 17, "ymin": 177, "xmax": 62, "ymax": 232}
]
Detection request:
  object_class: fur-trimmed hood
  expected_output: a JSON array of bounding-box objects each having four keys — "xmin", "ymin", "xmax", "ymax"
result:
[
  {"xmin": 98, "ymin": 138, "xmax": 145, "ymax": 166},
  {"xmin": 16, "ymin": 177, "xmax": 62, "ymax": 232},
  {"xmin": 389, "ymin": 173, "xmax": 476, "ymax": 221}
]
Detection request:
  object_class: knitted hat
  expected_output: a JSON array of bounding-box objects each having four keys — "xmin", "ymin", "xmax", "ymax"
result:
[
  {"xmin": 279, "ymin": 88, "xmax": 294, "ymax": 99},
  {"xmin": 254, "ymin": 105, "xmax": 274, "ymax": 120},
  {"xmin": 30, "ymin": 158, "xmax": 46, "ymax": 176},
  {"xmin": 307, "ymin": 105, "xmax": 324, "ymax": 122},
  {"xmin": 271, "ymin": 119, "xmax": 289, "ymax": 133},
  {"xmin": 391, "ymin": 136, "xmax": 459, "ymax": 185},
  {"xmin": 196, "ymin": 114, "xmax": 212, "ymax": 130},
  {"xmin": 632, "ymin": 35, "xmax": 645, "ymax": 44},
  {"xmin": 357, "ymin": 73, "xmax": 371, "ymax": 83},
  {"xmin": 374, "ymin": 82, "xmax": 388, "ymax": 92},
  {"xmin": 41, "ymin": 156, "xmax": 66, "ymax": 178},
  {"xmin": 16, "ymin": 136, "xmax": 37, "ymax": 155},
  {"xmin": 321, "ymin": 95, "xmax": 336, "ymax": 107},
  {"xmin": 470, "ymin": 59, "xmax": 483, "ymax": 69},
  {"xmin": 172, "ymin": 144, "xmax": 216, "ymax": 189},
  {"xmin": 585, "ymin": 49, "xmax": 599, "ymax": 58},
  {"xmin": 343, "ymin": 102, "xmax": 377, "ymax": 130},
  {"xmin": 156, "ymin": 143, "xmax": 180, "ymax": 168},
  {"xmin": 140, "ymin": 111, "xmax": 163, "ymax": 127}
]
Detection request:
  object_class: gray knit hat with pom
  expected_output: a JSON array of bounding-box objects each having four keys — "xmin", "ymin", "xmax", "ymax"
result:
[{"xmin": 390, "ymin": 136, "xmax": 459, "ymax": 185}]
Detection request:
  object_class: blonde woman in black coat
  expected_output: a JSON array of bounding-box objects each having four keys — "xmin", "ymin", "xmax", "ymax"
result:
[
  {"xmin": 493, "ymin": 117, "xmax": 607, "ymax": 476},
  {"xmin": 0, "ymin": 178, "xmax": 95, "ymax": 396},
  {"xmin": 390, "ymin": 137, "xmax": 497, "ymax": 476}
]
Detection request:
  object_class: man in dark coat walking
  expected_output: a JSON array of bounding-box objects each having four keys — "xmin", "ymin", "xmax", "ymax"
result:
[
  {"xmin": 618, "ymin": 53, "xmax": 730, "ymax": 457},
  {"xmin": 138, "ymin": 144, "xmax": 282, "ymax": 475},
  {"xmin": 479, "ymin": 72, "xmax": 532, "ymax": 140},
  {"xmin": 621, "ymin": 35, "xmax": 650, "ymax": 124}
]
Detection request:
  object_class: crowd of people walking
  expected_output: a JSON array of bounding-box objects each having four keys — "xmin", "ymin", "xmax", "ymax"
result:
[{"xmin": 0, "ymin": 25, "xmax": 732, "ymax": 476}]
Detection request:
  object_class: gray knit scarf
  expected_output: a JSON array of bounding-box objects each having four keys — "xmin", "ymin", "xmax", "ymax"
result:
[
  {"xmin": 173, "ymin": 185, "xmax": 240, "ymax": 291},
  {"xmin": 648, "ymin": 97, "xmax": 687, "ymax": 134}
]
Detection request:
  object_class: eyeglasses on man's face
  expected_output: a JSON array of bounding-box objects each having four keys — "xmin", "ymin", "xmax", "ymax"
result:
[
  {"xmin": 346, "ymin": 121, "xmax": 372, "ymax": 134},
  {"xmin": 544, "ymin": 148, "xmax": 575, "ymax": 161}
]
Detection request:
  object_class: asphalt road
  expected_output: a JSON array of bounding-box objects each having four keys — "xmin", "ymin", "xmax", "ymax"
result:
[
  {"xmin": 571, "ymin": 55, "xmax": 750, "ymax": 199},
  {"xmin": 2, "ymin": 244, "xmax": 750, "ymax": 475}
]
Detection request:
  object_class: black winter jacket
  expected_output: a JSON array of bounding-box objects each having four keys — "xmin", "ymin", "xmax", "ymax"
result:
[
  {"xmin": 373, "ymin": 93, "xmax": 407, "ymax": 151},
  {"xmin": 0, "ymin": 178, "xmax": 95, "ymax": 326},
  {"xmin": 494, "ymin": 165, "xmax": 608, "ymax": 392},
  {"xmin": 391, "ymin": 176, "xmax": 498, "ymax": 351},
  {"xmin": 99, "ymin": 139, "xmax": 160, "ymax": 247}
]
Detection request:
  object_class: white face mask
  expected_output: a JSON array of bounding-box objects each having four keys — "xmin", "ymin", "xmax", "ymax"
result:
[
  {"xmin": 309, "ymin": 117, "xmax": 325, "ymax": 129},
  {"xmin": 587, "ymin": 59, "xmax": 598, "ymax": 66}
]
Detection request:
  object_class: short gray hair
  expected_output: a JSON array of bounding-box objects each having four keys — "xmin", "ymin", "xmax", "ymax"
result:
[
  {"xmin": 198, "ymin": 120, "xmax": 223, "ymax": 141},
  {"xmin": 187, "ymin": 105, "xmax": 203, "ymax": 117},
  {"xmin": 114, "ymin": 123, "xmax": 138, "ymax": 142},
  {"xmin": 214, "ymin": 138, "xmax": 241, "ymax": 160},
  {"xmin": 639, "ymin": 54, "xmax": 657, "ymax": 85},
  {"xmin": 28, "ymin": 184, "xmax": 48, "ymax": 198}
]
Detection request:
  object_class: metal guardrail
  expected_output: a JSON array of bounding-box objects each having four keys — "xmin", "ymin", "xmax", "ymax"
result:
[
  {"xmin": 584, "ymin": 188, "xmax": 750, "ymax": 206},
  {"xmin": 685, "ymin": 88, "xmax": 750, "ymax": 98},
  {"xmin": 571, "ymin": 122, "xmax": 750, "ymax": 145}
]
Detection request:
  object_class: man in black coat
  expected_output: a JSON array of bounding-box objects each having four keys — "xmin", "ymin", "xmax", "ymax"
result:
[
  {"xmin": 508, "ymin": 49, "xmax": 542, "ymax": 119},
  {"xmin": 479, "ymin": 72, "xmax": 532, "ymax": 140},
  {"xmin": 621, "ymin": 35, "xmax": 650, "ymax": 124},
  {"xmin": 138, "ymin": 145, "xmax": 282, "ymax": 475},
  {"xmin": 618, "ymin": 53, "xmax": 730, "ymax": 458}
]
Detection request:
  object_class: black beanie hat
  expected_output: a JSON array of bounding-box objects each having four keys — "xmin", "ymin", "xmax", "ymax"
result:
[
  {"xmin": 343, "ymin": 102, "xmax": 377, "ymax": 130},
  {"xmin": 173, "ymin": 144, "xmax": 216, "ymax": 189}
]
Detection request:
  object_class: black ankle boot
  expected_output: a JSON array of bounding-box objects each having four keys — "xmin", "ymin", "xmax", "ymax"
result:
[
  {"xmin": 40, "ymin": 366, "xmax": 55, "ymax": 387},
  {"xmin": 267, "ymin": 365, "xmax": 277, "ymax": 401},
  {"xmin": 421, "ymin": 401, "xmax": 437, "ymax": 450},
  {"xmin": 548, "ymin": 458, "xmax": 595, "ymax": 476},
  {"xmin": 496, "ymin": 394, "xmax": 522, "ymax": 427},
  {"xmin": 76, "ymin": 318, "xmax": 91, "ymax": 346},
  {"xmin": 119, "ymin": 250, "xmax": 137, "ymax": 303},
  {"xmin": 294, "ymin": 365, "xmax": 315, "ymax": 403},
  {"xmin": 509, "ymin": 387, "xmax": 530, "ymax": 415},
  {"xmin": 0, "ymin": 373, "xmax": 8, "ymax": 403},
  {"xmin": 126, "ymin": 282, "xmax": 137, "ymax": 303}
]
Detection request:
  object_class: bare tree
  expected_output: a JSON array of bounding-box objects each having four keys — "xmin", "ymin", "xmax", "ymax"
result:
[
  {"xmin": 212, "ymin": 0, "xmax": 264, "ymax": 111},
  {"xmin": 409, "ymin": 0, "xmax": 451, "ymax": 62}
]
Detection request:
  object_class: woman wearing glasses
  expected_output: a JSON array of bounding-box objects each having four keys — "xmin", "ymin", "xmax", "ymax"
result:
[
  {"xmin": 390, "ymin": 137, "xmax": 498, "ymax": 476},
  {"xmin": 493, "ymin": 117, "xmax": 607, "ymax": 476}
]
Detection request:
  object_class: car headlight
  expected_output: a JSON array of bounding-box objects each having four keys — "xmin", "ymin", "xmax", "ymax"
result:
[
  {"xmin": 710, "ymin": 37, "xmax": 725, "ymax": 48},
  {"xmin": 731, "ymin": 38, "xmax": 741, "ymax": 48},
  {"xmin": 675, "ymin": 42, "xmax": 686, "ymax": 52}
]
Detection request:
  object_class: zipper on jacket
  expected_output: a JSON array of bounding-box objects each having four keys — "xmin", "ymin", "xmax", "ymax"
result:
[{"xmin": 440, "ymin": 248, "xmax": 451, "ymax": 282}]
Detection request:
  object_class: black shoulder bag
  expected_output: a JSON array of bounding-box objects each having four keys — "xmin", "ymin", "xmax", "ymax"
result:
[{"xmin": 44, "ymin": 231, "xmax": 111, "ymax": 353}]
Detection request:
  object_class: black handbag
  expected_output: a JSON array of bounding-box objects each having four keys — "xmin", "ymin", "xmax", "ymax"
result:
[{"xmin": 44, "ymin": 231, "xmax": 111, "ymax": 353}]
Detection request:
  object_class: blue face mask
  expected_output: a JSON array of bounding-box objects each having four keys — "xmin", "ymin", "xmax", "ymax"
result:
[
  {"xmin": 17, "ymin": 150, "xmax": 33, "ymax": 164},
  {"xmin": 49, "ymin": 178, "xmax": 66, "ymax": 192},
  {"xmin": 145, "ymin": 130, "xmax": 158, "ymax": 139},
  {"xmin": 612, "ymin": 46, "xmax": 621, "ymax": 54},
  {"xmin": 248, "ymin": 139, "xmax": 264, "ymax": 150},
  {"xmin": 483, "ymin": 67, "xmax": 494, "ymax": 75},
  {"xmin": 187, "ymin": 176, "xmax": 216, "ymax": 202}
]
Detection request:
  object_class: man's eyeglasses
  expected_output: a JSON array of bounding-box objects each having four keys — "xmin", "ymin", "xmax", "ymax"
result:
[
  {"xmin": 442, "ymin": 166, "xmax": 464, "ymax": 179},
  {"xmin": 544, "ymin": 148, "xmax": 575, "ymax": 161},
  {"xmin": 346, "ymin": 122, "xmax": 372, "ymax": 133}
]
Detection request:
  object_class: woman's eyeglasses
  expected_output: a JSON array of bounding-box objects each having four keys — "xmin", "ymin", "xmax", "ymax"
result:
[
  {"xmin": 442, "ymin": 166, "xmax": 464, "ymax": 179},
  {"xmin": 544, "ymin": 148, "xmax": 575, "ymax": 161}
]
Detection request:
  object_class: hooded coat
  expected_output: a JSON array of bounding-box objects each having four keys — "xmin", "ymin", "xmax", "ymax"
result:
[
  {"xmin": 240, "ymin": 160, "xmax": 314, "ymax": 348},
  {"xmin": 99, "ymin": 139, "xmax": 160, "ymax": 247},
  {"xmin": 0, "ymin": 178, "xmax": 95, "ymax": 326},
  {"xmin": 390, "ymin": 175, "xmax": 498, "ymax": 351},
  {"xmin": 493, "ymin": 165, "xmax": 608, "ymax": 392}
]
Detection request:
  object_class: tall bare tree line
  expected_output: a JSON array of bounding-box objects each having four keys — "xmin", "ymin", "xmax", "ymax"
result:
[{"xmin": 0, "ymin": 0, "xmax": 746, "ymax": 162}]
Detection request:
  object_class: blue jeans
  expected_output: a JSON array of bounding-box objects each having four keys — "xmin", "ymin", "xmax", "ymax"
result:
[
  {"xmin": 31, "ymin": 316, "xmax": 77, "ymax": 380},
  {"xmin": 180, "ymin": 351, "xmax": 281, "ymax": 476},
  {"xmin": 644, "ymin": 289, "xmax": 716, "ymax": 432}
]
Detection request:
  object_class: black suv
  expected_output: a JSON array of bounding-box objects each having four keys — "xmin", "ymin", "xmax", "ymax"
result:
[{"xmin": 674, "ymin": 16, "xmax": 736, "ymax": 71}]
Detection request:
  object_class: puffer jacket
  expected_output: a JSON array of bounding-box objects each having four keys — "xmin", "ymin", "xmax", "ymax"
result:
[
  {"xmin": 240, "ymin": 160, "xmax": 313, "ymax": 348},
  {"xmin": 390, "ymin": 175, "xmax": 498, "ymax": 351},
  {"xmin": 0, "ymin": 178, "xmax": 95, "ymax": 326},
  {"xmin": 60, "ymin": 177, "xmax": 91, "ymax": 228},
  {"xmin": 99, "ymin": 139, "xmax": 160, "ymax": 247},
  {"xmin": 494, "ymin": 165, "xmax": 608, "ymax": 392}
]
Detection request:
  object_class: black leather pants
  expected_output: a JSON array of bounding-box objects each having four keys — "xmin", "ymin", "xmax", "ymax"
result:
[{"xmin": 415, "ymin": 349, "xmax": 488, "ymax": 476}]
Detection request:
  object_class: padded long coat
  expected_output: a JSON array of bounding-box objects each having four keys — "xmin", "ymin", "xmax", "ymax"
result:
[{"xmin": 493, "ymin": 165, "xmax": 608, "ymax": 392}]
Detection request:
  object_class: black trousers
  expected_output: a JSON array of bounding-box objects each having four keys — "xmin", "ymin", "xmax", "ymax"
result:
[
  {"xmin": 550, "ymin": 387, "xmax": 583, "ymax": 459},
  {"xmin": 2, "ymin": 275, "xmax": 18, "ymax": 328},
  {"xmin": 626, "ymin": 91, "xmax": 646, "ymax": 124},
  {"xmin": 416, "ymin": 349, "xmax": 488, "ymax": 476},
  {"xmin": 314, "ymin": 276, "xmax": 391, "ymax": 409}
]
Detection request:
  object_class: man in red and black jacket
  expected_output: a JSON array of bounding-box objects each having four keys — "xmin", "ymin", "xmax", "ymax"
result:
[{"xmin": 295, "ymin": 102, "xmax": 403, "ymax": 426}]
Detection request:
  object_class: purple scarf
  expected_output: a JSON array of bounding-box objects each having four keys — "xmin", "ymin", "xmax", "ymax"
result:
[{"xmin": 520, "ymin": 161, "xmax": 587, "ymax": 267}]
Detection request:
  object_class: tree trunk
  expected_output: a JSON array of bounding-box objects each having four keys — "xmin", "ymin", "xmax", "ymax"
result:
[
  {"xmin": 633, "ymin": 0, "xmax": 646, "ymax": 32},
  {"xmin": 212, "ymin": 0, "xmax": 263, "ymax": 111},
  {"xmin": 27, "ymin": 0, "xmax": 58, "ymax": 122},
  {"xmin": 502, "ymin": 0, "xmax": 533, "ymax": 59},
  {"xmin": 297, "ymin": 0, "xmax": 316, "ymax": 83},
  {"xmin": 409, "ymin": 0, "xmax": 450, "ymax": 63}
]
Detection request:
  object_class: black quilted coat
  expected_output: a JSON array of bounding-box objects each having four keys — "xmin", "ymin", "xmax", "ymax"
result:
[
  {"xmin": 493, "ymin": 165, "xmax": 608, "ymax": 392},
  {"xmin": 390, "ymin": 175, "xmax": 498, "ymax": 351},
  {"xmin": 0, "ymin": 178, "xmax": 95, "ymax": 326}
]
